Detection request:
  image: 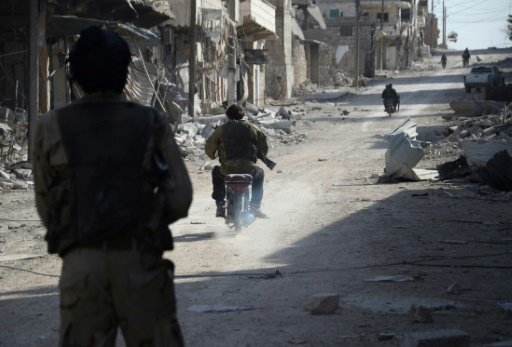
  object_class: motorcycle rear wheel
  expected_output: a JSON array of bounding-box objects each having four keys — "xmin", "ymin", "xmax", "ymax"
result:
[{"xmin": 233, "ymin": 194, "xmax": 243, "ymax": 232}]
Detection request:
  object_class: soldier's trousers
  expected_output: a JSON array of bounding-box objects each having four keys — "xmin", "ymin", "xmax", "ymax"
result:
[{"xmin": 59, "ymin": 247, "xmax": 184, "ymax": 347}]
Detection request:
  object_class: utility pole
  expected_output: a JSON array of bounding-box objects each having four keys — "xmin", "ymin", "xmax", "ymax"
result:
[
  {"xmin": 430, "ymin": 0, "xmax": 434, "ymax": 49},
  {"xmin": 28, "ymin": 0, "xmax": 39, "ymax": 161},
  {"xmin": 227, "ymin": 0, "xmax": 238, "ymax": 106},
  {"xmin": 379, "ymin": 0, "xmax": 383, "ymax": 69},
  {"xmin": 188, "ymin": 0, "xmax": 197, "ymax": 117},
  {"xmin": 355, "ymin": 0, "xmax": 360, "ymax": 87},
  {"xmin": 442, "ymin": 0, "xmax": 446, "ymax": 48}
]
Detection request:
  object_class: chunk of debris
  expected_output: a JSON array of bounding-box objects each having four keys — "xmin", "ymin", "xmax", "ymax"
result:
[
  {"xmin": 401, "ymin": 329, "xmax": 470, "ymax": 347},
  {"xmin": 187, "ymin": 305, "xmax": 255, "ymax": 313},
  {"xmin": 304, "ymin": 293, "xmax": 340, "ymax": 315},
  {"xmin": 449, "ymin": 98, "xmax": 505, "ymax": 117},
  {"xmin": 462, "ymin": 140, "xmax": 512, "ymax": 191},
  {"xmin": 498, "ymin": 302, "xmax": 512, "ymax": 318},
  {"xmin": 378, "ymin": 332, "xmax": 397, "ymax": 341},
  {"xmin": 409, "ymin": 304, "xmax": 434, "ymax": 323},
  {"xmin": 485, "ymin": 339, "xmax": 512, "ymax": 347},
  {"xmin": 436, "ymin": 156, "xmax": 472, "ymax": 180},
  {"xmin": 364, "ymin": 275, "xmax": 415, "ymax": 282},
  {"xmin": 446, "ymin": 282, "xmax": 462, "ymax": 295},
  {"xmin": 384, "ymin": 119, "xmax": 436, "ymax": 181},
  {"xmin": 0, "ymin": 253, "xmax": 45, "ymax": 262}
]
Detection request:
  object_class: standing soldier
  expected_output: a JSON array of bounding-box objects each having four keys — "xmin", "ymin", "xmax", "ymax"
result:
[{"xmin": 33, "ymin": 26, "xmax": 192, "ymax": 347}]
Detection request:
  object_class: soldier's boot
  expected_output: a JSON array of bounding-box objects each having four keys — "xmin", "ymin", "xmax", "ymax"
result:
[
  {"xmin": 216, "ymin": 200, "xmax": 225, "ymax": 218},
  {"xmin": 250, "ymin": 202, "xmax": 267, "ymax": 219}
]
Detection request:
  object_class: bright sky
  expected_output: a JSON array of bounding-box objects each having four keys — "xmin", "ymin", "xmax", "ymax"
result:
[{"xmin": 433, "ymin": 0, "xmax": 512, "ymax": 50}]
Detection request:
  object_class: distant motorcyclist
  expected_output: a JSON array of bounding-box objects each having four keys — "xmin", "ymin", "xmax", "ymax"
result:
[
  {"xmin": 441, "ymin": 53, "xmax": 447, "ymax": 69},
  {"xmin": 205, "ymin": 104, "xmax": 269, "ymax": 218},
  {"xmin": 462, "ymin": 48, "xmax": 470, "ymax": 67},
  {"xmin": 381, "ymin": 83, "xmax": 399, "ymax": 111}
]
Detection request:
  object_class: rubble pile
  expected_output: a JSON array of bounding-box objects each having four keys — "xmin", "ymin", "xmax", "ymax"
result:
[
  {"xmin": 382, "ymin": 103, "xmax": 512, "ymax": 190},
  {"xmin": 410, "ymin": 61, "xmax": 437, "ymax": 71},
  {"xmin": 0, "ymin": 107, "xmax": 30, "ymax": 192},
  {"xmin": 0, "ymin": 100, "xmax": 306, "ymax": 192},
  {"xmin": 432, "ymin": 104, "xmax": 512, "ymax": 190},
  {"xmin": 174, "ymin": 102, "xmax": 306, "ymax": 161}
]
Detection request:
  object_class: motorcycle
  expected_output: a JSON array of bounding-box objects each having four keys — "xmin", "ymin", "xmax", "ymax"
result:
[
  {"xmin": 224, "ymin": 173, "xmax": 255, "ymax": 232},
  {"xmin": 441, "ymin": 60, "xmax": 446, "ymax": 69},
  {"xmin": 383, "ymin": 97, "xmax": 399, "ymax": 117}
]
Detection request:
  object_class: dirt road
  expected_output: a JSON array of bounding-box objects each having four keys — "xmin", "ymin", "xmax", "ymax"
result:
[{"xmin": 1, "ymin": 52, "xmax": 512, "ymax": 346}]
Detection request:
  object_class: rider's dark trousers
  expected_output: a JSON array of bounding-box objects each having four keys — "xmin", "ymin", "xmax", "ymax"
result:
[{"xmin": 211, "ymin": 165, "xmax": 264, "ymax": 208}]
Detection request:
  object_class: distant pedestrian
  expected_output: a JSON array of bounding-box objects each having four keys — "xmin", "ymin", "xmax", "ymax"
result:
[
  {"xmin": 441, "ymin": 53, "xmax": 447, "ymax": 69},
  {"xmin": 462, "ymin": 48, "xmax": 470, "ymax": 67},
  {"xmin": 33, "ymin": 26, "xmax": 192, "ymax": 347}
]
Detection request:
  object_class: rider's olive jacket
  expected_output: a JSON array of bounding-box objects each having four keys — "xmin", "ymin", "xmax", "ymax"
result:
[
  {"xmin": 33, "ymin": 93, "xmax": 193, "ymax": 256},
  {"xmin": 205, "ymin": 119, "xmax": 268, "ymax": 174}
]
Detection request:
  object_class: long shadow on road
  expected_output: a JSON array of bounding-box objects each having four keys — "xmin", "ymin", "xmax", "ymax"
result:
[{"xmin": 176, "ymin": 184, "xmax": 512, "ymax": 346}]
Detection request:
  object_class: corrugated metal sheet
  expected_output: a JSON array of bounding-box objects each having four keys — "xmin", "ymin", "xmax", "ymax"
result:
[{"xmin": 125, "ymin": 58, "xmax": 159, "ymax": 106}]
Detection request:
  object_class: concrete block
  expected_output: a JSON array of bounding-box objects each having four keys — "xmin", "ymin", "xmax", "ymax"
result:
[
  {"xmin": 304, "ymin": 293, "xmax": 340, "ymax": 315},
  {"xmin": 401, "ymin": 329, "xmax": 470, "ymax": 347}
]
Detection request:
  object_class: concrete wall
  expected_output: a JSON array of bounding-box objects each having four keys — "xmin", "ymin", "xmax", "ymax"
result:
[
  {"xmin": 265, "ymin": 0, "xmax": 294, "ymax": 100},
  {"xmin": 292, "ymin": 37, "xmax": 308, "ymax": 91},
  {"xmin": 305, "ymin": 15, "xmax": 373, "ymax": 81}
]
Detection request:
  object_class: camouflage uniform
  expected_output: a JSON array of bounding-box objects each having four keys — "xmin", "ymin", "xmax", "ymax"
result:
[{"xmin": 33, "ymin": 93, "xmax": 192, "ymax": 347}]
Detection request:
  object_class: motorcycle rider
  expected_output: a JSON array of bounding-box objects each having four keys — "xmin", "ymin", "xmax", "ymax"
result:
[
  {"xmin": 381, "ymin": 83, "xmax": 399, "ymax": 112},
  {"xmin": 441, "ymin": 53, "xmax": 447, "ymax": 69},
  {"xmin": 205, "ymin": 104, "xmax": 269, "ymax": 218}
]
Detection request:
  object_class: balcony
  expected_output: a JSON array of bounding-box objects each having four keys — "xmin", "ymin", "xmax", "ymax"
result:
[{"xmin": 239, "ymin": 0, "xmax": 276, "ymax": 40}]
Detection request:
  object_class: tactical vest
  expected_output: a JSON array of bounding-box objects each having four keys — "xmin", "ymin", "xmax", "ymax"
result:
[
  {"xmin": 220, "ymin": 121, "xmax": 255, "ymax": 161},
  {"xmin": 56, "ymin": 100, "xmax": 152, "ymax": 248}
]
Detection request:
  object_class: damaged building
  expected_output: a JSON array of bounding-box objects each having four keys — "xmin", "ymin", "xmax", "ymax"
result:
[
  {"xmin": 291, "ymin": 0, "xmax": 437, "ymax": 87},
  {"xmin": 0, "ymin": 0, "xmax": 279, "ymax": 165}
]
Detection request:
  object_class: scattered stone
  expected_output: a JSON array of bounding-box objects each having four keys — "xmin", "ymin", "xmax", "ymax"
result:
[
  {"xmin": 497, "ymin": 302, "xmax": 512, "ymax": 318},
  {"xmin": 12, "ymin": 181, "xmax": 29, "ymax": 190},
  {"xmin": 486, "ymin": 340, "xmax": 512, "ymax": 347},
  {"xmin": 187, "ymin": 305, "xmax": 255, "ymax": 313},
  {"xmin": 304, "ymin": 293, "xmax": 340, "ymax": 315},
  {"xmin": 401, "ymin": 329, "xmax": 470, "ymax": 347},
  {"xmin": 378, "ymin": 332, "xmax": 397, "ymax": 341},
  {"xmin": 446, "ymin": 282, "xmax": 462, "ymax": 295},
  {"xmin": 409, "ymin": 304, "xmax": 434, "ymax": 323},
  {"xmin": 364, "ymin": 275, "xmax": 415, "ymax": 282},
  {"xmin": 287, "ymin": 338, "xmax": 307, "ymax": 345},
  {"xmin": 12, "ymin": 168, "xmax": 32, "ymax": 180},
  {"xmin": 200, "ymin": 161, "xmax": 215, "ymax": 171}
]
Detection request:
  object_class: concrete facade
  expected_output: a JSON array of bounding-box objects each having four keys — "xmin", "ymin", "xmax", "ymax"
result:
[
  {"xmin": 307, "ymin": 0, "xmax": 434, "ymax": 80},
  {"xmin": 292, "ymin": 37, "xmax": 308, "ymax": 91},
  {"xmin": 265, "ymin": 0, "xmax": 294, "ymax": 100}
]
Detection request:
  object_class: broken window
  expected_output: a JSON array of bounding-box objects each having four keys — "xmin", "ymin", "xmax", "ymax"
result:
[
  {"xmin": 377, "ymin": 13, "xmax": 389, "ymax": 22},
  {"xmin": 340, "ymin": 26, "xmax": 352, "ymax": 36}
]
